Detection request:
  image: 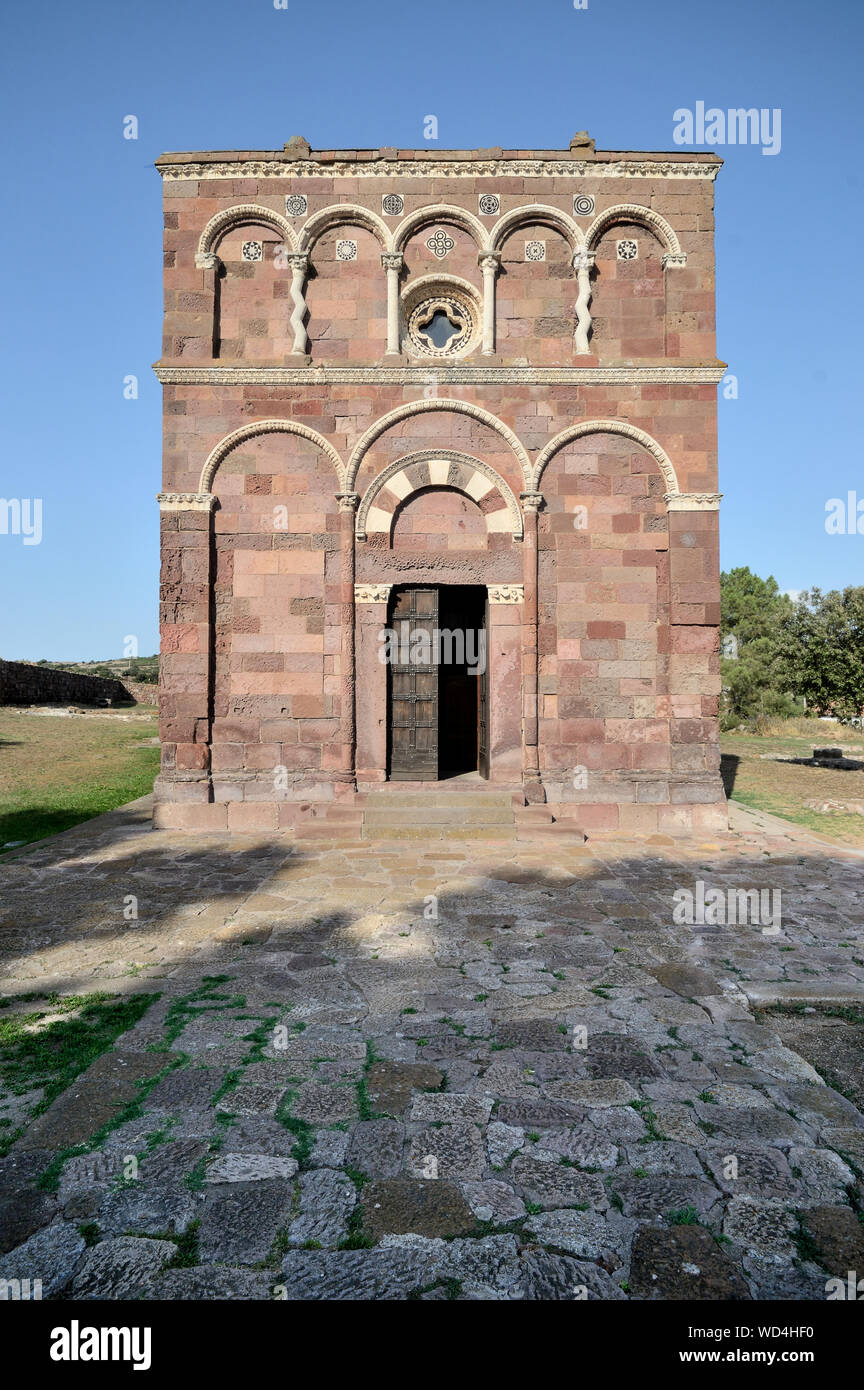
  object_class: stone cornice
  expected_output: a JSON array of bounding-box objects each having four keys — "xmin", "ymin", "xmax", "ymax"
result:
[
  {"xmin": 158, "ymin": 157, "xmax": 720, "ymax": 182},
  {"xmin": 154, "ymin": 364, "xmax": 726, "ymax": 387}
]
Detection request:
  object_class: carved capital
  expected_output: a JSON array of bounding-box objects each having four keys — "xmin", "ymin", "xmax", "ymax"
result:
[
  {"xmin": 661, "ymin": 252, "xmax": 688, "ymax": 270},
  {"xmin": 572, "ymin": 249, "xmax": 595, "ymax": 273},
  {"xmin": 287, "ymin": 252, "xmax": 309, "ymax": 273},
  {"xmin": 520, "ymin": 492, "xmax": 544, "ymax": 513},
  {"xmin": 354, "ymin": 583, "xmax": 392, "ymax": 603},
  {"xmin": 194, "ymin": 252, "xmax": 221, "ymax": 272},
  {"xmin": 487, "ymin": 584, "xmax": 524, "ymax": 605},
  {"xmin": 157, "ymin": 492, "xmax": 216, "ymax": 512},
  {"xmin": 665, "ymin": 491, "xmax": 722, "ymax": 511},
  {"xmin": 336, "ymin": 492, "xmax": 360, "ymax": 513},
  {"xmin": 478, "ymin": 252, "xmax": 502, "ymax": 274},
  {"xmin": 380, "ymin": 252, "xmax": 404, "ymax": 272}
]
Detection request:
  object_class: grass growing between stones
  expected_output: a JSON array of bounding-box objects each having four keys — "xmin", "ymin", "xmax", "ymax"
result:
[
  {"xmin": 0, "ymin": 707, "xmax": 160, "ymax": 852},
  {"xmin": 0, "ymin": 991, "xmax": 156, "ymax": 1158}
]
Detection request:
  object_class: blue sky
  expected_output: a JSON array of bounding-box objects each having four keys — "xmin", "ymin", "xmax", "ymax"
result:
[{"xmin": 0, "ymin": 0, "xmax": 861, "ymax": 659}]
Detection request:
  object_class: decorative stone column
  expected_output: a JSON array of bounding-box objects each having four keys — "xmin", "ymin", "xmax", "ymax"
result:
[
  {"xmin": 572, "ymin": 250, "xmax": 595, "ymax": 355},
  {"xmin": 154, "ymin": 492, "xmax": 217, "ymax": 821},
  {"xmin": 520, "ymin": 493, "xmax": 545, "ymax": 801},
  {"xmin": 381, "ymin": 252, "xmax": 404, "ymax": 356},
  {"xmin": 288, "ymin": 253, "xmax": 310, "ymax": 357},
  {"xmin": 354, "ymin": 584, "xmax": 392, "ymax": 783},
  {"xmin": 478, "ymin": 252, "xmax": 501, "ymax": 356},
  {"xmin": 335, "ymin": 493, "xmax": 360, "ymax": 790}
]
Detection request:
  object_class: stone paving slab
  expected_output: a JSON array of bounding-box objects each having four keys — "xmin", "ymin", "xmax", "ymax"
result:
[{"xmin": 1, "ymin": 804, "xmax": 863, "ymax": 1299}]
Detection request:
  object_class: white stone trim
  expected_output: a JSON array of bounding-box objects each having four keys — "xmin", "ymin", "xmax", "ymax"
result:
[
  {"xmin": 198, "ymin": 419, "xmax": 346, "ymax": 493},
  {"xmin": 487, "ymin": 584, "xmax": 524, "ymax": 604},
  {"xmin": 533, "ymin": 419, "xmax": 680, "ymax": 494},
  {"xmin": 155, "ymin": 365, "xmax": 727, "ymax": 386},
  {"xmin": 354, "ymin": 584, "xmax": 392, "ymax": 603},
  {"xmin": 355, "ymin": 448, "xmax": 524, "ymax": 541},
  {"xmin": 665, "ymin": 492, "xmax": 722, "ymax": 511},
  {"xmin": 160, "ymin": 158, "xmax": 721, "ymax": 182},
  {"xmin": 157, "ymin": 492, "xmax": 216, "ymax": 512}
]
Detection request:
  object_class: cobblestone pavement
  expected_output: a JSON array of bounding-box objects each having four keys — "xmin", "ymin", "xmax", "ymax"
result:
[{"xmin": 1, "ymin": 799, "xmax": 863, "ymax": 1301}]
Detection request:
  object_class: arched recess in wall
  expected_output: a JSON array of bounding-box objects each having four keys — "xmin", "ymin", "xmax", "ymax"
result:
[
  {"xmin": 584, "ymin": 204, "xmax": 683, "ymax": 257},
  {"xmin": 299, "ymin": 204, "xmax": 390, "ymax": 254},
  {"xmin": 490, "ymin": 204, "xmax": 583, "ymax": 254},
  {"xmin": 393, "ymin": 204, "xmax": 489, "ymax": 256},
  {"xmin": 532, "ymin": 420, "xmax": 679, "ymax": 494},
  {"xmin": 493, "ymin": 206, "xmax": 582, "ymax": 359},
  {"xmin": 347, "ymin": 398, "xmax": 532, "ymax": 492},
  {"xmin": 196, "ymin": 204, "xmax": 299, "ymax": 260},
  {"xmin": 356, "ymin": 449, "xmax": 523, "ymax": 541},
  {"xmin": 198, "ymin": 419, "xmax": 347, "ymax": 494}
]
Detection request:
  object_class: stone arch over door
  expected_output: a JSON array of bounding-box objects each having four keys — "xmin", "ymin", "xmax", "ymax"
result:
[{"xmin": 356, "ymin": 450, "xmax": 523, "ymax": 541}]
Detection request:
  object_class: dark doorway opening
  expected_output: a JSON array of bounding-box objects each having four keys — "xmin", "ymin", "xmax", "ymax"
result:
[{"xmin": 387, "ymin": 585, "xmax": 488, "ymax": 781}]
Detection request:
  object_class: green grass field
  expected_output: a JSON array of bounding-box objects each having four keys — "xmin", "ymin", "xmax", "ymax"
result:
[
  {"xmin": 721, "ymin": 719, "xmax": 864, "ymax": 847},
  {"xmin": 0, "ymin": 708, "xmax": 160, "ymax": 852}
]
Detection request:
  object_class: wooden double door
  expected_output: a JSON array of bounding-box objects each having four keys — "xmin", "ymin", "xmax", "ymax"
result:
[{"xmin": 388, "ymin": 585, "xmax": 489, "ymax": 781}]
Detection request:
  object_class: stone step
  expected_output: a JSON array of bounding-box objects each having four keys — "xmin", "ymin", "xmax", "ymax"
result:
[
  {"xmin": 364, "ymin": 789, "xmax": 515, "ymax": 808},
  {"xmin": 364, "ymin": 806, "xmax": 515, "ymax": 828},
  {"xmin": 362, "ymin": 824, "xmax": 517, "ymax": 841}
]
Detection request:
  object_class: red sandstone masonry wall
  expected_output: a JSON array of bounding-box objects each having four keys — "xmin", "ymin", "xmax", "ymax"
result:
[{"xmin": 157, "ymin": 146, "xmax": 724, "ymax": 832}]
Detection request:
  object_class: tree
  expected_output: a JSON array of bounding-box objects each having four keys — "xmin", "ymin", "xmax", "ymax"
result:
[
  {"xmin": 778, "ymin": 587, "xmax": 864, "ymax": 723},
  {"xmin": 720, "ymin": 567, "xmax": 798, "ymax": 726}
]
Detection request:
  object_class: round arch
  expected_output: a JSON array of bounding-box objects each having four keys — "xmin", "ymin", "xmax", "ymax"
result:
[
  {"xmin": 393, "ymin": 203, "xmax": 490, "ymax": 255},
  {"xmin": 531, "ymin": 419, "xmax": 680, "ymax": 495},
  {"xmin": 196, "ymin": 204, "xmax": 299, "ymax": 260},
  {"xmin": 346, "ymin": 397, "xmax": 532, "ymax": 490},
  {"xmin": 299, "ymin": 203, "xmax": 391, "ymax": 254},
  {"xmin": 198, "ymin": 419, "xmax": 347, "ymax": 494},
  {"xmin": 585, "ymin": 203, "xmax": 683, "ymax": 257},
  {"xmin": 491, "ymin": 203, "xmax": 584, "ymax": 254},
  {"xmin": 356, "ymin": 449, "xmax": 523, "ymax": 541}
]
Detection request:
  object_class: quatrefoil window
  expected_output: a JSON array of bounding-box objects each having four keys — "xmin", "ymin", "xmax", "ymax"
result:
[
  {"xmin": 406, "ymin": 291, "xmax": 476, "ymax": 358},
  {"xmin": 417, "ymin": 307, "xmax": 463, "ymax": 349}
]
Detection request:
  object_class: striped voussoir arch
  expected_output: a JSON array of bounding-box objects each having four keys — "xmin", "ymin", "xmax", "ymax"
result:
[{"xmin": 356, "ymin": 450, "xmax": 523, "ymax": 541}]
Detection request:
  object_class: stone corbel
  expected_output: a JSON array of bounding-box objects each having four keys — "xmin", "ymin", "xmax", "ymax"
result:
[
  {"xmin": 381, "ymin": 252, "xmax": 404, "ymax": 356},
  {"xmin": 478, "ymin": 252, "xmax": 501, "ymax": 356},
  {"xmin": 572, "ymin": 250, "xmax": 595, "ymax": 355},
  {"xmin": 661, "ymin": 252, "xmax": 688, "ymax": 270},
  {"xmin": 287, "ymin": 253, "xmax": 310, "ymax": 356},
  {"xmin": 194, "ymin": 252, "xmax": 221, "ymax": 272},
  {"xmin": 487, "ymin": 584, "xmax": 524, "ymax": 605}
]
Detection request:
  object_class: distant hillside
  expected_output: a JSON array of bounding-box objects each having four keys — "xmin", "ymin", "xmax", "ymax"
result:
[{"xmin": 13, "ymin": 656, "xmax": 159, "ymax": 684}]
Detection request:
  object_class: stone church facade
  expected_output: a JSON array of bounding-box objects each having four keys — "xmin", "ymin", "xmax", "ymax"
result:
[{"xmin": 154, "ymin": 135, "xmax": 727, "ymax": 835}]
